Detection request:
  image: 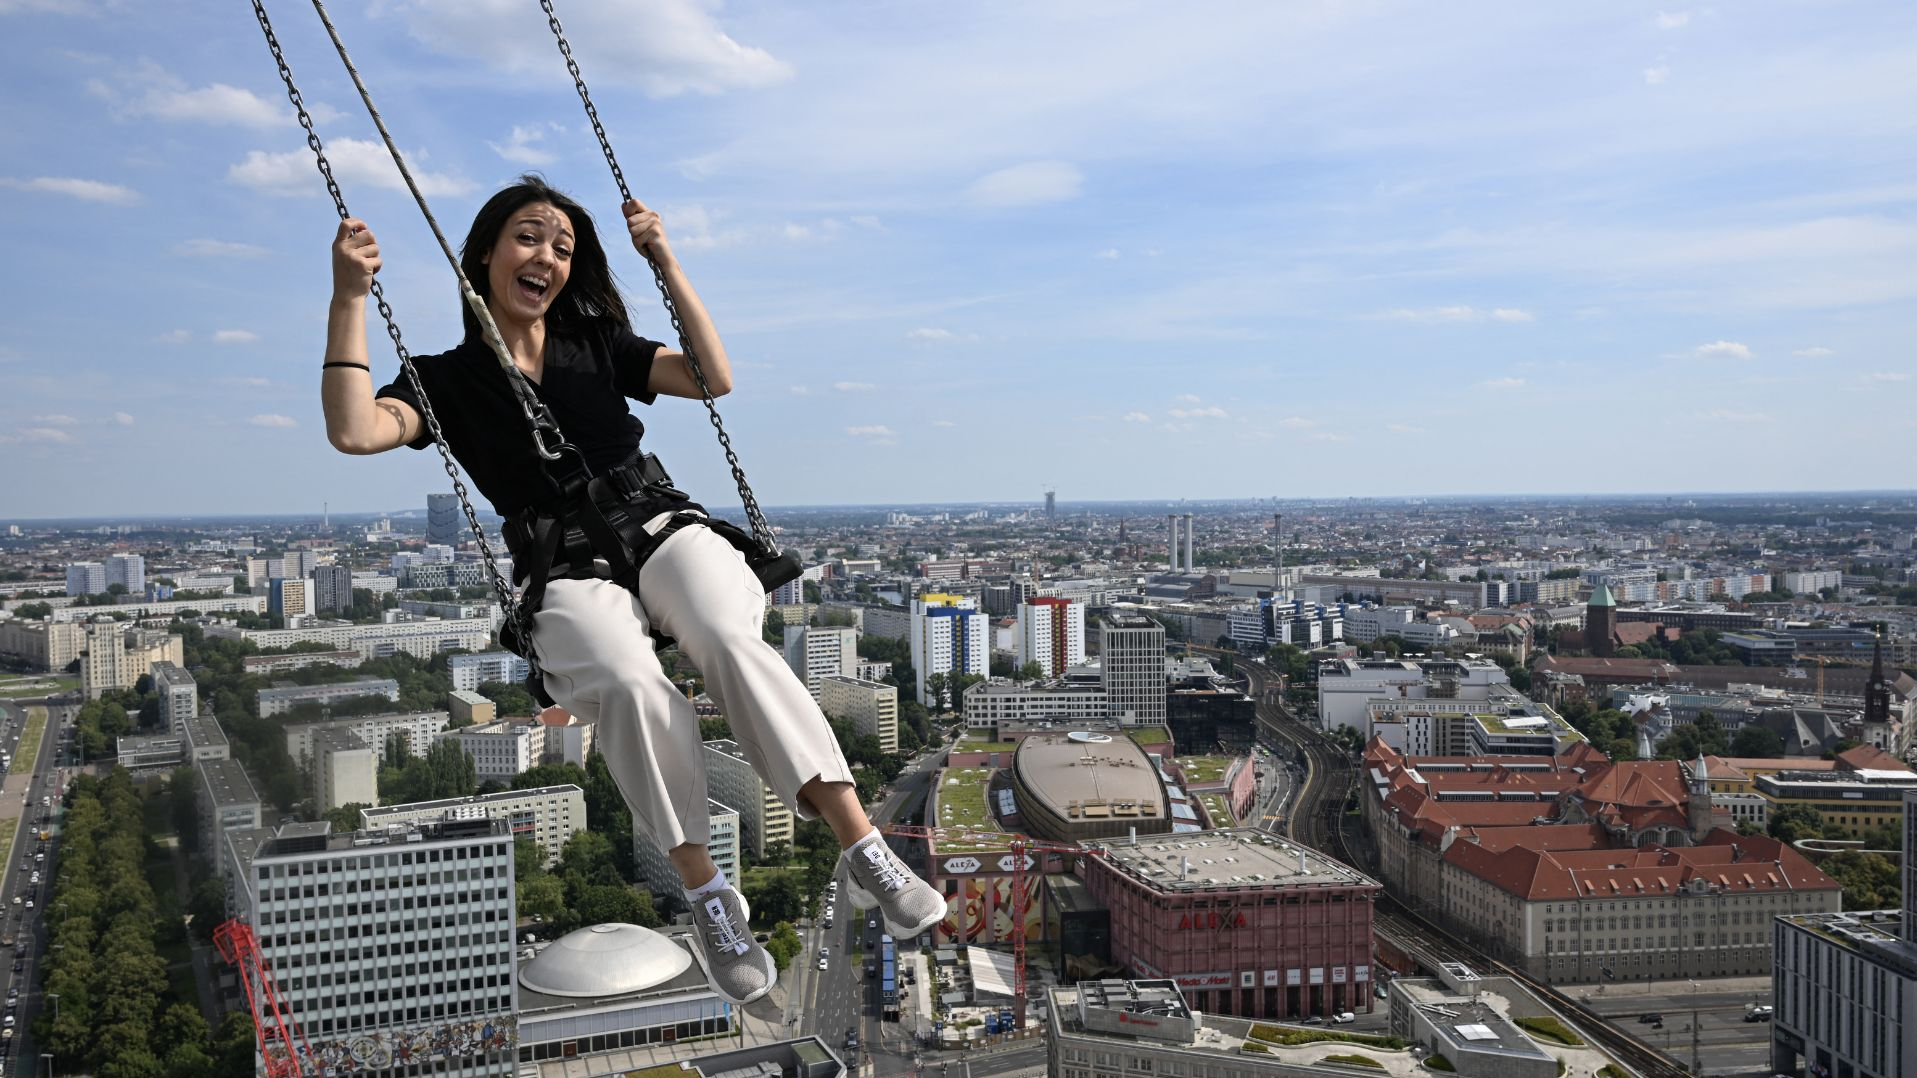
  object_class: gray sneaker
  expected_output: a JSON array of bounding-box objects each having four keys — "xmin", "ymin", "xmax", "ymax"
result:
[
  {"xmin": 843, "ymin": 836, "xmax": 945, "ymax": 938},
  {"xmin": 688, "ymin": 885, "xmax": 777, "ymax": 1005}
]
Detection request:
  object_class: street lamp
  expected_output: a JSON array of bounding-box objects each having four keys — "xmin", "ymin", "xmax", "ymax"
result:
[
  {"xmin": 46, "ymin": 991, "xmax": 58, "ymax": 1022},
  {"xmin": 42, "ymin": 1052, "xmax": 53, "ymax": 1078}
]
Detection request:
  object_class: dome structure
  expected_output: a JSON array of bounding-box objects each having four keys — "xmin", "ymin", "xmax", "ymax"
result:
[{"xmin": 518, "ymin": 922, "xmax": 691, "ymax": 998}]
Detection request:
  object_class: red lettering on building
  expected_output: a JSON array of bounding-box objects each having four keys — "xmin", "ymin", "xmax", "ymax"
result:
[{"xmin": 1175, "ymin": 912, "xmax": 1248, "ymax": 931}]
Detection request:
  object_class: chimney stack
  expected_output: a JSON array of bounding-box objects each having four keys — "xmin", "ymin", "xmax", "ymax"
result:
[
  {"xmin": 1183, "ymin": 513, "xmax": 1195, "ymax": 571},
  {"xmin": 1167, "ymin": 514, "xmax": 1180, "ymax": 574}
]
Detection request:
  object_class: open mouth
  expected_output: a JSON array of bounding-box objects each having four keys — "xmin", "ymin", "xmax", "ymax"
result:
[{"xmin": 516, "ymin": 273, "xmax": 550, "ymax": 303}]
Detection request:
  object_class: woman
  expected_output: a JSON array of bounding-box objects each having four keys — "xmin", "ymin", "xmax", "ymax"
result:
[{"xmin": 320, "ymin": 175, "xmax": 942, "ymax": 1005}]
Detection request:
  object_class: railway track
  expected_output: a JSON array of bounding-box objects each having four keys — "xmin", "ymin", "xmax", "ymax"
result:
[{"xmin": 1232, "ymin": 658, "xmax": 1690, "ymax": 1078}]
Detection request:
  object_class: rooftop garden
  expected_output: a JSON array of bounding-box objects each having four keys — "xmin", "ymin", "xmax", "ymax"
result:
[
  {"xmin": 1127, "ymin": 726, "xmax": 1174, "ymax": 749},
  {"xmin": 1198, "ymin": 793, "xmax": 1235, "ymax": 828},
  {"xmin": 1248, "ymin": 1025, "xmax": 1407, "ymax": 1051},
  {"xmin": 955, "ymin": 732, "xmax": 1017, "ymax": 752},
  {"xmin": 931, "ymin": 767, "xmax": 1014, "ymax": 852},
  {"xmin": 1177, "ymin": 755, "xmax": 1233, "ymax": 785}
]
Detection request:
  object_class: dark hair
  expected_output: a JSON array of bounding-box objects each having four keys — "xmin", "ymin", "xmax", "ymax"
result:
[{"xmin": 457, "ymin": 173, "xmax": 629, "ymax": 344}]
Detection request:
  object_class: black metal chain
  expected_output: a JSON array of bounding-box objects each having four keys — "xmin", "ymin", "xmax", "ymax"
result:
[
  {"xmin": 248, "ymin": 0, "xmax": 533, "ymax": 658},
  {"xmin": 537, "ymin": 0, "xmax": 780, "ymax": 555}
]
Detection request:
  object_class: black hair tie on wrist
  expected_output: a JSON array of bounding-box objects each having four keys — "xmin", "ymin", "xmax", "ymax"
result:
[{"xmin": 323, "ymin": 362, "xmax": 371, "ymax": 371}]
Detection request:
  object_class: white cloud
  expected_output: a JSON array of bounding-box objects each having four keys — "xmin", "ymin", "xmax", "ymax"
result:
[
  {"xmin": 173, "ymin": 238, "xmax": 270, "ymax": 259},
  {"xmin": 155, "ymin": 329, "xmax": 191, "ymax": 344},
  {"xmin": 0, "ymin": 176, "xmax": 139, "ymax": 205},
  {"xmin": 786, "ymin": 385, "xmax": 810, "ymax": 396},
  {"xmin": 1388, "ymin": 305, "xmax": 1532, "ymax": 324},
  {"xmin": 906, "ymin": 328, "xmax": 955, "ymax": 342},
  {"xmin": 111, "ymin": 411, "xmax": 134, "ymax": 425},
  {"xmin": 1169, "ymin": 405, "xmax": 1229, "ymax": 420},
  {"xmin": 1694, "ymin": 340, "xmax": 1753, "ymax": 359},
  {"xmin": 248, "ymin": 414, "xmax": 299, "ymax": 429},
  {"xmin": 1387, "ymin": 423, "xmax": 1425, "ymax": 434},
  {"xmin": 393, "ymin": 0, "xmax": 792, "ymax": 97},
  {"xmin": 214, "ymin": 329, "xmax": 260, "ymax": 345},
  {"xmin": 11, "ymin": 428, "xmax": 76, "ymax": 445},
  {"xmin": 1699, "ymin": 409, "xmax": 1770, "ymax": 423},
  {"xmin": 31, "ymin": 414, "xmax": 77, "ymax": 425},
  {"xmin": 1643, "ymin": 66, "xmax": 1670, "ymax": 86},
  {"xmin": 1174, "ymin": 394, "xmax": 1203, "ymax": 404},
  {"xmin": 487, "ymin": 124, "xmax": 558, "ymax": 166},
  {"xmin": 1793, "ymin": 346, "xmax": 1836, "ymax": 358},
  {"xmin": 230, "ymin": 138, "xmax": 473, "ymax": 198},
  {"xmin": 849, "ymin": 215, "xmax": 883, "ymax": 230},
  {"xmin": 133, "ymin": 82, "xmax": 285, "ymax": 128},
  {"xmin": 966, "ymin": 161, "xmax": 1083, "ymax": 208},
  {"xmin": 931, "ymin": 420, "xmax": 956, "ymax": 428},
  {"xmin": 1490, "ymin": 307, "xmax": 1534, "ymax": 322},
  {"xmin": 844, "ymin": 425, "xmax": 895, "ymax": 437},
  {"xmin": 1278, "ymin": 416, "xmax": 1318, "ymax": 429},
  {"xmin": 1862, "ymin": 372, "xmax": 1913, "ymax": 383},
  {"xmin": 1096, "ymin": 248, "xmax": 1120, "ymax": 260},
  {"xmin": 657, "ymin": 203, "xmax": 748, "ymax": 251},
  {"xmin": 1654, "ymin": 11, "xmax": 1691, "ymax": 30},
  {"xmin": 1122, "ymin": 412, "xmax": 1151, "ymax": 423},
  {"xmin": 1479, "ymin": 376, "xmax": 1526, "ymax": 389},
  {"xmin": 1307, "ymin": 432, "xmax": 1353, "ymax": 443},
  {"xmin": 833, "ymin": 381, "xmax": 876, "ymax": 392}
]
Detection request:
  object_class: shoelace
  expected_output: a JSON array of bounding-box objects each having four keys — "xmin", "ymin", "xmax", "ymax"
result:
[
  {"xmin": 702, "ymin": 895, "xmax": 750, "ymax": 955},
  {"xmin": 861, "ymin": 842, "xmax": 912, "ymax": 894}
]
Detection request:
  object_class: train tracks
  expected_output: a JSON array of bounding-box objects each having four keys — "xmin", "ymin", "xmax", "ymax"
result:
[{"xmin": 1235, "ymin": 659, "xmax": 1690, "ymax": 1078}]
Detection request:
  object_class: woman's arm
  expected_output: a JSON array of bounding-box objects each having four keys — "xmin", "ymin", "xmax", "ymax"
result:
[
  {"xmin": 625, "ymin": 199, "xmax": 733, "ymax": 400},
  {"xmin": 320, "ymin": 218, "xmax": 422, "ymax": 453}
]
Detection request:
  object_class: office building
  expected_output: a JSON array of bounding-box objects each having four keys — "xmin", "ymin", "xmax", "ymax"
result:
[
  {"xmin": 427, "ymin": 492, "xmax": 465, "ymax": 545},
  {"xmin": 783, "ymin": 624, "xmax": 858, "ymax": 700},
  {"xmin": 151, "ymin": 661, "xmax": 198, "ymax": 730},
  {"xmin": 309, "ymin": 727, "xmax": 378, "ymax": 811},
  {"xmin": 1316, "ymin": 657, "xmax": 1508, "ymax": 734},
  {"xmin": 450, "ymin": 651, "xmax": 532, "ymax": 693},
  {"xmin": 64, "ymin": 561, "xmax": 107, "ymax": 596},
  {"xmin": 1388, "ymin": 971, "xmax": 1561, "ymax": 1078},
  {"xmin": 239, "ymin": 819, "xmax": 519, "ymax": 1077},
  {"xmin": 633, "ymin": 799, "xmax": 740, "ymax": 905},
  {"xmin": 361, "ymin": 784, "xmax": 586, "ymax": 869},
  {"xmin": 702, "ymin": 739, "xmax": 793, "ymax": 858},
  {"xmin": 1048, "ymin": 979, "xmax": 1375, "ymax": 1078},
  {"xmin": 442, "ymin": 719, "xmax": 541, "ymax": 781},
  {"xmin": 257, "ymin": 677, "xmax": 402, "ymax": 719},
  {"xmin": 1015, "ymin": 596, "xmax": 1085, "ymax": 677},
  {"xmin": 205, "ymin": 617, "xmax": 494, "ymax": 661},
  {"xmin": 1080, "ymin": 829, "xmax": 1381, "ymax": 1020},
  {"xmin": 269, "ymin": 576, "xmax": 312, "ymax": 618},
  {"xmin": 1773, "ymin": 907, "xmax": 1917, "ymax": 1078},
  {"xmin": 961, "ymin": 676, "xmax": 1108, "ymax": 731},
  {"xmin": 1100, "ymin": 615, "xmax": 1166, "ymax": 727},
  {"xmin": 910, "ymin": 593, "xmax": 989, "ymax": 704},
  {"xmin": 820, "ymin": 674, "xmax": 898, "ymax": 754},
  {"xmin": 115, "ymin": 733, "xmax": 186, "ymax": 770},
  {"xmin": 182, "ymin": 709, "xmax": 231, "ymax": 762}
]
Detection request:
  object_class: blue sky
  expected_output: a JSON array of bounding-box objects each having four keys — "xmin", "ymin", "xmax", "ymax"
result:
[{"xmin": 2, "ymin": 1, "xmax": 1914, "ymax": 519}]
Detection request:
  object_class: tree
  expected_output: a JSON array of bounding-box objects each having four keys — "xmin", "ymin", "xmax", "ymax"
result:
[
  {"xmin": 517, "ymin": 874, "xmax": 567, "ymax": 924},
  {"xmin": 989, "ymin": 653, "xmax": 1016, "ymax": 678},
  {"xmin": 1731, "ymin": 726, "xmax": 1786, "ymax": 758},
  {"xmin": 1769, "ymin": 804, "xmax": 1830, "ymax": 845},
  {"xmin": 11, "ymin": 601, "xmax": 52, "ymax": 620},
  {"xmin": 1862, "ymin": 821, "xmax": 1901, "ymax": 851},
  {"xmin": 557, "ymin": 830, "xmax": 621, "ymax": 886},
  {"xmin": 763, "ymin": 607, "xmax": 785, "ymax": 646},
  {"xmin": 766, "ymin": 921, "xmax": 804, "ymax": 971},
  {"xmin": 744, "ymin": 871, "xmax": 804, "ymax": 928},
  {"xmin": 476, "ymin": 680, "xmax": 537, "ymax": 718},
  {"xmin": 1016, "ymin": 660, "xmax": 1044, "ymax": 682},
  {"xmin": 763, "ymin": 839, "xmax": 791, "ymax": 865},
  {"xmin": 188, "ymin": 877, "xmax": 229, "ymax": 945},
  {"xmin": 1821, "ymin": 851, "xmax": 1901, "ymax": 911}
]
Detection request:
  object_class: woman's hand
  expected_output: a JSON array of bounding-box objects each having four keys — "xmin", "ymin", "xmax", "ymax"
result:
[
  {"xmin": 331, "ymin": 218, "xmax": 381, "ymax": 302},
  {"xmin": 623, "ymin": 198, "xmax": 673, "ymax": 262}
]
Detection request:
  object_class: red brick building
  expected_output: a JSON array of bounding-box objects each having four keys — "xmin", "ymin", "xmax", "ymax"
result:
[{"xmin": 1081, "ymin": 829, "xmax": 1380, "ymax": 1021}]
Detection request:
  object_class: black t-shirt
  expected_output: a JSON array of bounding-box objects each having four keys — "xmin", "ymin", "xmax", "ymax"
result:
[{"xmin": 375, "ymin": 321, "xmax": 663, "ymax": 517}]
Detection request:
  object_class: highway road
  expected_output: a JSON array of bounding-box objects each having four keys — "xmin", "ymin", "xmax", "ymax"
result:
[{"xmin": 0, "ymin": 695, "xmax": 76, "ymax": 1077}]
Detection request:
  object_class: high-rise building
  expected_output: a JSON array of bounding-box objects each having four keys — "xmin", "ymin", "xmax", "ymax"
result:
[
  {"xmin": 1586, "ymin": 582, "xmax": 1618, "ymax": 658},
  {"xmin": 769, "ymin": 575, "xmax": 806, "ymax": 606},
  {"xmin": 269, "ymin": 576, "xmax": 311, "ymax": 618},
  {"xmin": 441, "ymin": 719, "xmax": 541, "ymax": 781},
  {"xmin": 702, "ymin": 739, "xmax": 793, "ymax": 859},
  {"xmin": 1015, "ymin": 596, "xmax": 1085, "ymax": 677},
  {"xmin": 1099, "ymin": 615, "xmax": 1166, "ymax": 727},
  {"xmin": 239, "ymin": 818, "xmax": 519, "ymax": 1076},
  {"xmin": 105, "ymin": 553, "xmax": 145, "ymax": 594},
  {"xmin": 820, "ymin": 674, "xmax": 898, "ymax": 754},
  {"xmin": 360, "ymin": 784, "xmax": 587, "ymax": 869},
  {"xmin": 633, "ymin": 799, "xmax": 739, "ymax": 905},
  {"xmin": 79, "ymin": 620, "xmax": 128, "ymax": 700},
  {"xmin": 427, "ymin": 492, "xmax": 465, "ymax": 545},
  {"xmin": 308, "ymin": 727, "xmax": 379, "ymax": 811},
  {"xmin": 450, "ymin": 652, "xmax": 532, "ymax": 692},
  {"xmin": 152, "ymin": 660, "xmax": 198, "ymax": 730},
  {"xmin": 64, "ymin": 561, "xmax": 106, "ymax": 596},
  {"xmin": 783, "ymin": 624, "xmax": 857, "ymax": 700},
  {"xmin": 910, "ymin": 593, "xmax": 988, "ymax": 705},
  {"xmin": 311, "ymin": 563, "xmax": 355, "ymax": 613}
]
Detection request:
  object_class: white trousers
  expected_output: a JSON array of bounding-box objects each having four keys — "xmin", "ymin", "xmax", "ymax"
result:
[{"xmin": 528, "ymin": 522, "xmax": 854, "ymax": 850}]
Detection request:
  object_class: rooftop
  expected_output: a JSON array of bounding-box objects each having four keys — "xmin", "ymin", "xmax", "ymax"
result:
[
  {"xmin": 198, "ymin": 755, "xmax": 260, "ymax": 807},
  {"xmin": 1014, "ymin": 732, "xmax": 1166, "ymax": 822},
  {"xmin": 517, "ymin": 923, "xmax": 696, "ymax": 1000},
  {"xmin": 1093, "ymin": 828, "xmax": 1378, "ymax": 892},
  {"xmin": 930, "ymin": 767, "xmax": 1014, "ymax": 852},
  {"xmin": 361, "ymin": 784, "xmax": 584, "ymax": 819}
]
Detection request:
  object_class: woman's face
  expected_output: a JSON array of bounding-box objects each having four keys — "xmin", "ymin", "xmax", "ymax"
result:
[{"xmin": 482, "ymin": 201, "xmax": 574, "ymax": 325}]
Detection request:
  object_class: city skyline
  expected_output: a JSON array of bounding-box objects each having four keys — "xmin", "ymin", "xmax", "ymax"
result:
[{"xmin": 4, "ymin": 3, "xmax": 1915, "ymax": 515}]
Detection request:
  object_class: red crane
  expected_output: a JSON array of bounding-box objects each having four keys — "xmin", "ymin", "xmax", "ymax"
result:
[
  {"xmin": 881, "ymin": 824, "xmax": 1106, "ymax": 1030},
  {"xmin": 214, "ymin": 918, "xmax": 314, "ymax": 1078}
]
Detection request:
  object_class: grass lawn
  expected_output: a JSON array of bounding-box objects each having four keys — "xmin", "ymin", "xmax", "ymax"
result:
[
  {"xmin": 1126, "ymin": 727, "xmax": 1173, "ymax": 748},
  {"xmin": 0, "ymin": 818, "xmax": 15, "ymax": 869},
  {"xmin": 930, "ymin": 768, "xmax": 1013, "ymax": 852},
  {"xmin": 11, "ymin": 706, "xmax": 47, "ymax": 775},
  {"xmin": 1177, "ymin": 756, "xmax": 1232, "ymax": 785},
  {"xmin": 0, "ymin": 675, "xmax": 76, "ymax": 699},
  {"xmin": 1198, "ymin": 793, "xmax": 1235, "ymax": 828}
]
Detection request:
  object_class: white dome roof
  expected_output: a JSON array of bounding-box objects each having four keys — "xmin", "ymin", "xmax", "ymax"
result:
[{"xmin": 518, "ymin": 922, "xmax": 692, "ymax": 997}]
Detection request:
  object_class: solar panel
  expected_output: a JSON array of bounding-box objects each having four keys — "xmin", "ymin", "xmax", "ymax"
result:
[{"xmin": 1455, "ymin": 1024, "xmax": 1497, "ymax": 1041}]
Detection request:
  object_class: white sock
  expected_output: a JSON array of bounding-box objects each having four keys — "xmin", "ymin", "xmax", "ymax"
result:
[
  {"xmin": 684, "ymin": 868, "xmax": 729, "ymax": 900},
  {"xmin": 847, "ymin": 828, "xmax": 883, "ymax": 854}
]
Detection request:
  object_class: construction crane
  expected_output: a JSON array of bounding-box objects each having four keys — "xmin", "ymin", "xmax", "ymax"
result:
[
  {"xmin": 880, "ymin": 825, "xmax": 1107, "ymax": 1030},
  {"xmin": 215, "ymin": 918, "xmax": 313, "ymax": 1078}
]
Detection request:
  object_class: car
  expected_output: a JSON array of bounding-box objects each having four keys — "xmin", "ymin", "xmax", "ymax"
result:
[
  {"xmin": 1640, "ymin": 1012, "xmax": 1663, "ymax": 1024},
  {"xmin": 2, "ymin": 1017, "xmax": 11, "ymax": 1028},
  {"xmin": 844, "ymin": 1029, "xmax": 859, "ymax": 1050},
  {"xmin": 822, "ymin": 916, "xmax": 833, "ymax": 929},
  {"xmin": 817, "ymin": 956, "xmax": 829, "ymax": 971},
  {"xmin": 819, "ymin": 947, "xmax": 830, "ymax": 959},
  {"xmin": 1301, "ymin": 1016, "xmax": 1325, "ymax": 1026}
]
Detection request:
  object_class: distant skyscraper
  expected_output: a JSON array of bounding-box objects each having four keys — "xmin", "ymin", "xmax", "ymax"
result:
[
  {"xmin": 1045, "ymin": 489, "xmax": 1056, "ymax": 521},
  {"xmin": 1100, "ymin": 614, "xmax": 1166, "ymax": 727},
  {"xmin": 427, "ymin": 492, "xmax": 464, "ymax": 545},
  {"xmin": 311, "ymin": 564, "xmax": 354, "ymax": 613},
  {"xmin": 1015, "ymin": 596, "xmax": 1085, "ymax": 677},
  {"xmin": 910, "ymin": 593, "xmax": 988, "ymax": 705},
  {"xmin": 64, "ymin": 561, "xmax": 106, "ymax": 596},
  {"xmin": 268, "ymin": 577, "xmax": 311, "ymax": 618}
]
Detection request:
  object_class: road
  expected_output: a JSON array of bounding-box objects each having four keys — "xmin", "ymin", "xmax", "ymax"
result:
[{"xmin": 0, "ymin": 695, "xmax": 75, "ymax": 1077}]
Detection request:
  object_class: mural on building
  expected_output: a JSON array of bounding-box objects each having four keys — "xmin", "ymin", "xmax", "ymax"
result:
[
  {"xmin": 294, "ymin": 1015, "xmax": 518, "ymax": 1074},
  {"xmin": 940, "ymin": 873, "xmax": 1041, "ymax": 944}
]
